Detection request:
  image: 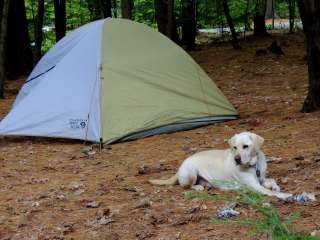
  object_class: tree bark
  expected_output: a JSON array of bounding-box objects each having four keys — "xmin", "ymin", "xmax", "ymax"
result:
[
  {"xmin": 0, "ymin": 0, "xmax": 10, "ymax": 99},
  {"xmin": 265, "ymin": 0, "xmax": 279, "ymax": 19},
  {"xmin": 222, "ymin": 0, "xmax": 241, "ymax": 50},
  {"xmin": 297, "ymin": 0, "xmax": 320, "ymax": 112},
  {"xmin": 34, "ymin": 0, "xmax": 44, "ymax": 63},
  {"xmin": 99, "ymin": 0, "xmax": 112, "ymax": 18},
  {"xmin": 6, "ymin": 0, "xmax": 33, "ymax": 79},
  {"xmin": 288, "ymin": 0, "xmax": 295, "ymax": 33},
  {"xmin": 244, "ymin": 0, "xmax": 250, "ymax": 39},
  {"xmin": 121, "ymin": 0, "xmax": 133, "ymax": 19},
  {"xmin": 154, "ymin": 0, "xmax": 168, "ymax": 35},
  {"xmin": 166, "ymin": 0, "xmax": 178, "ymax": 41},
  {"xmin": 254, "ymin": 0, "xmax": 268, "ymax": 36},
  {"xmin": 54, "ymin": 0, "xmax": 66, "ymax": 42},
  {"xmin": 181, "ymin": 0, "xmax": 196, "ymax": 50},
  {"xmin": 154, "ymin": 0, "xmax": 178, "ymax": 42}
]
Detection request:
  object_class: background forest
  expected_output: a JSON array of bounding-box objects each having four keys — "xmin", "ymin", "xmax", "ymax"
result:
[
  {"xmin": 0, "ymin": 0, "xmax": 319, "ymax": 111},
  {"xmin": 1, "ymin": 0, "xmax": 299, "ymax": 76},
  {"xmin": 20, "ymin": 0, "xmax": 299, "ymax": 55},
  {"xmin": 22, "ymin": 0, "xmax": 296, "ymax": 53}
]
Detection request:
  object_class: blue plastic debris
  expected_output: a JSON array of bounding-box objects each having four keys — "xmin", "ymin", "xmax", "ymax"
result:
[
  {"xmin": 285, "ymin": 192, "xmax": 316, "ymax": 203},
  {"xmin": 217, "ymin": 202, "xmax": 240, "ymax": 219}
]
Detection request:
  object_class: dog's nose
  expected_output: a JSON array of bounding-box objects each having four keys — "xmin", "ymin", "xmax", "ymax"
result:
[{"xmin": 235, "ymin": 155, "xmax": 241, "ymax": 165}]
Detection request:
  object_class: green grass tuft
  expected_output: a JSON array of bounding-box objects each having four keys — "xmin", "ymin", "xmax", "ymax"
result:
[{"xmin": 184, "ymin": 186, "xmax": 320, "ymax": 240}]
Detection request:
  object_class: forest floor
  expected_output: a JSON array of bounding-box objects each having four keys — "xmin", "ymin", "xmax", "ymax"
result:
[{"xmin": 1, "ymin": 31, "xmax": 320, "ymax": 240}]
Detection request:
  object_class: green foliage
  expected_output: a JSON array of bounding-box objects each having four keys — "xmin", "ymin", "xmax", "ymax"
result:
[
  {"xmin": 185, "ymin": 187, "xmax": 319, "ymax": 240},
  {"xmin": 183, "ymin": 191, "xmax": 227, "ymax": 201},
  {"xmin": 23, "ymin": 0, "xmax": 300, "ymax": 55},
  {"xmin": 24, "ymin": 0, "xmax": 95, "ymax": 54},
  {"xmin": 234, "ymin": 186, "xmax": 265, "ymax": 206},
  {"xmin": 133, "ymin": 0, "xmax": 155, "ymax": 26}
]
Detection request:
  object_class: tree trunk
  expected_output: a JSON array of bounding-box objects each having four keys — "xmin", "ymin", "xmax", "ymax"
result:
[
  {"xmin": 297, "ymin": 0, "xmax": 320, "ymax": 112},
  {"xmin": 0, "ymin": 0, "xmax": 10, "ymax": 99},
  {"xmin": 54, "ymin": 0, "xmax": 66, "ymax": 42},
  {"xmin": 121, "ymin": 0, "xmax": 133, "ymax": 19},
  {"xmin": 265, "ymin": 0, "xmax": 279, "ymax": 19},
  {"xmin": 222, "ymin": 0, "xmax": 241, "ymax": 50},
  {"xmin": 154, "ymin": 0, "xmax": 178, "ymax": 42},
  {"xmin": 99, "ymin": 0, "xmax": 112, "ymax": 18},
  {"xmin": 165, "ymin": 0, "xmax": 179, "ymax": 42},
  {"xmin": 288, "ymin": 0, "xmax": 295, "ymax": 33},
  {"xmin": 5, "ymin": 0, "xmax": 33, "ymax": 79},
  {"xmin": 244, "ymin": 0, "xmax": 250, "ymax": 39},
  {"xmin": 254, "ymin": 0, "xmax": 268, "ymax": 36},
  {"xmin": 34, "ymin": 0, "xmax": 44, "ymax": 63},
  {"xmin": 154, "ymin": 0, "xmax": 168, "ymax": 35},
  {"xmin": 181, "ymin": 0, "xmax": 196, "ymax": 50},
  {"xmin": 166, "ymin": 0, "xmax": 174, "ymax": 38}
]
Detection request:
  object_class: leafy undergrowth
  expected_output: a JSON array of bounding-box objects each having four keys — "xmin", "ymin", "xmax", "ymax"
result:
[{"xmin": 185, "ymin": 188, "xmax": 320, "ymax": 240}]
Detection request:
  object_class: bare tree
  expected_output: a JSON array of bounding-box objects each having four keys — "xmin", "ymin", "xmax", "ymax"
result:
[
  {"xmin": 265, "ymin": 0, "xmax": 278, "ymax": 19},
  {"xmin": 265, "ymin": 0, "xmax": 279, "ymax": 28},
  {"xmin": 102, "ymin": 0, "xmax": 112, "ymax": 18},
  {"xmin": 297, "ymin": 0, "xmax": 320, "ymax": 112},
  {"xmin": 166, "ymin": 0, "xmax": 176, "ymax": 40},
  {"xmin": 54, "ymin": 0, "xmax": 66, "ymax": 41},
  {"xmin": 181, "ymin": 0, "xmax": 196, "ymax": 50},
  {"xmin": 254, "ymin": 0, "xmax": 268, "ymax": 36},
  {"xmin": 154, "ymin": 0, "xmax": 178, "ymax": 42},
  {"xmin": 0, "ymin": 0, "xmax": 10, "ymax": 98},
  {"xmin": 154, "ymin": 0, "xmax": 168, "ymax": 35},
  {"xmin": 121, "ymin": 0, "xmax": 133, "ymax": 19},
  {"xmin": 6, "ymin": 0, "xmax": 33, "ymax": 79},
  {"xmin": 87, "ymin": 0, "xmax": 112, "ymax": 19},
  {"xmin": 222, "ymin": 0, "xmax": 241, "ymax": 50},
  {"xmin": 34, "ymin": 0, "xmax": 44, "ymax": 62},
  {"xmin": 288, "ymin": 0, "xmax": 296, "ymax": 33},
  {"xmin": 244, "ymin": 0, "xmax": 250, "ymax": 38}
]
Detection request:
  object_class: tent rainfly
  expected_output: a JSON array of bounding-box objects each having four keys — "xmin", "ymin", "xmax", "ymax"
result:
[{"xmin": 0, "ymin": 18, "xmax": 237, "ymax": 144}]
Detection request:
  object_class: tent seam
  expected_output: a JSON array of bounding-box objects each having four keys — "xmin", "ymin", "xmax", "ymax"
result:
[{"xmin": 99, "ymin": 19, "xmax": 107, "ymax": 143}]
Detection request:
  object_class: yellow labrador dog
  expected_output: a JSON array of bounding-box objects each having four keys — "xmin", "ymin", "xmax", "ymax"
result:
[{"xmin": 149, "ymin": 132, "xmax": 292, "ymax": 200}]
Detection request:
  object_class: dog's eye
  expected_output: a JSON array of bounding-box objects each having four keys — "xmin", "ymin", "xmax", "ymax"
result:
[
  {"xmin": 243, "ymin": 145, "xmax": 249, "ymax": 149},
  {"xmin": 233, "ymin": 146, "xmax": 237, "ymax": 150}
]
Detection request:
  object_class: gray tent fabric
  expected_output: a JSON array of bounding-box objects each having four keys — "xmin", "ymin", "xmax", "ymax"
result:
[
  {"xmin": 112, "ymin": 115, "xmax": 237, "ymax": 143},
  {"xmin": 0, "ymin": 18, "xmax": 237, "ymax": 143}
]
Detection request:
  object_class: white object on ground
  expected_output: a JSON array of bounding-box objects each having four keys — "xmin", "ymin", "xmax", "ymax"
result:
[{"xmin": 217, "ymin": 202, "xmax": 240, "ymax": 219}]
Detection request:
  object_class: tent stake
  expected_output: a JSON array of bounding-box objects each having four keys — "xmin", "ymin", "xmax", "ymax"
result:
[{"xmin": 99, "ymin": 138, "xmax": 103, "ymax": 151}]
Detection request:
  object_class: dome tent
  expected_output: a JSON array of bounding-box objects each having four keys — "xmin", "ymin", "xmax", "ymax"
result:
[{"xmin": 0, "ymin": 18, "xmax": 237, "ymax": 144}]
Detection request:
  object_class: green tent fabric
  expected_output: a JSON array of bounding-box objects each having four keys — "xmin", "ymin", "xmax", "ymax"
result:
[{"xmin": 0, "ymin": 18, "xmax": 237, "ymax": 143}]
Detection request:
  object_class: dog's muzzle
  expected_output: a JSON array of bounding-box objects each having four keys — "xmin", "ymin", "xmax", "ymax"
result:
[{"xmin": 234, "ymin": 155, "xmax": 241, "ymax": 165}]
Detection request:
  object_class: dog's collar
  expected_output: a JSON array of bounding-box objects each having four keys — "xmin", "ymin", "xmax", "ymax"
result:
[
  {"xmin": 250, "ymin": 154, "xmax": 261, "ymax": 178},
  {"xmin": 246, "ymin": 162, "xmax": 260, "ymax": 177}
]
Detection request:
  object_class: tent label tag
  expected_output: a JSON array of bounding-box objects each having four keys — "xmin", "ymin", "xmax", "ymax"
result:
[{"xmin": 69, "ymin": 119, "xmax": 87, "ymax": 130}]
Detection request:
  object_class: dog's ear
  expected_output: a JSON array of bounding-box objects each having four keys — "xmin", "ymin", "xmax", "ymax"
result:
[
  {"xmin": 250, "ymin": 133, "xmax": 264, "ymax": 150},
  {"xmin": 228, "ymin": 134, "xmax": 237, "ymax": 147}
]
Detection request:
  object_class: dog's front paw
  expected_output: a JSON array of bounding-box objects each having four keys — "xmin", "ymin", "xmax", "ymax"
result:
[
  {"xmin": 277, "ymin": 192, "xmax": 293, "ymax": 200},
  {"xmin": 271, "ymin": 184, "xmax": 280, "ymax": 192},
  {"xmin": 263, "ymin": 178, "xmax": 280, "ymax": 192}
]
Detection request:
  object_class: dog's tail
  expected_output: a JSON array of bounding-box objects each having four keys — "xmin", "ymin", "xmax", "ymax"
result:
[{"xmin": 149, "ymin": 174, "xmax": 178, "ymax": 186}]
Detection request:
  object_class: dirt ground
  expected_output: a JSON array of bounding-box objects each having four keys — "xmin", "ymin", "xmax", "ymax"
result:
[{"xmin": 1, "ymin": 32, "xmax": 320, "ymax": 240}]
